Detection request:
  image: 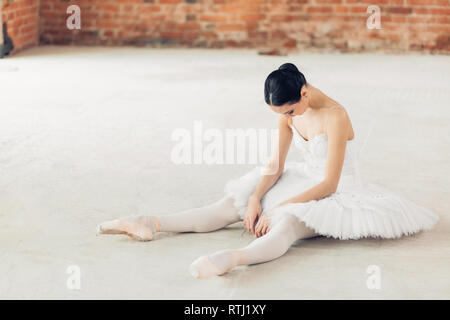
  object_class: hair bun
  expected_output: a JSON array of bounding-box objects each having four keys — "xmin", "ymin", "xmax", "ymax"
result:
[{"xmin": 278, "ymin": 63, "xmax": 300, "ymax": 73}]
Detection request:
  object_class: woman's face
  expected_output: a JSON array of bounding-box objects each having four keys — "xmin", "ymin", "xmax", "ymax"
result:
[{"xmin": 269, "ymin": 85, "xmax": 309, "ymax": 117}]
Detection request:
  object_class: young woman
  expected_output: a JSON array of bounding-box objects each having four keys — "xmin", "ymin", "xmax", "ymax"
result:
[{"xmin": 96, "ymin": 63, "xmax": 439, "ymax": 279}]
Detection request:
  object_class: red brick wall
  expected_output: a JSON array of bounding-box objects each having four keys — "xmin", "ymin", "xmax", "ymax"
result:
[
  {"xmin": 39, "ymin": 0, "xmax": 450, "ymax": 54},
  {"xmin": 2, "ymin": 0, "xmax": 449, "ymax": 54},
  {"xmin": 1, "ymin": 0, "xmax": 39, "ymax": 54}
]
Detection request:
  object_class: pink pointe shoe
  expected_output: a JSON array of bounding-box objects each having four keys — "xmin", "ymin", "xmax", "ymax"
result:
[
  {"xmin": 96, "ymin": 216, "xmax": 160, "ymax": 241},
  {"xmin": 189, "ymin": 250, "xmax": 243, "ymax": 279}
]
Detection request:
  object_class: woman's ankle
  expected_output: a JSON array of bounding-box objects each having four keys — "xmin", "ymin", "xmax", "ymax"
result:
[
  {"xmin": 136, "ymin": 215, "xmax": 162, "ymax": 233},
  {"xmin": 152, "ymin": 216, "xmax": 162, "ymax": 233},
  {"xmin": 234, "ymin": 249, "xmax": 247, "ymax": 266}
]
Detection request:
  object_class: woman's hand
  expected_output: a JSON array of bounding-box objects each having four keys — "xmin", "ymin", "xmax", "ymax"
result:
[
  {"xmin": 254, "ymin": 213, "xmax": 271, "ymax": 238},
  {"xmin": 243, "ymin": 196, "xmax": 262, "ymax": 235},
  {"xmin": 255, "ymin": 202, "xmax": 289, "ymax": 237}
]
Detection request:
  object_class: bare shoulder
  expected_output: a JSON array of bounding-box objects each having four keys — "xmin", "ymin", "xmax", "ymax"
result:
[
  {"xmin": 325, "ymin": 105, "xmax": 354, "ymax": 139},
  {"xmin": 328, "ymin": 104, "xmax": 347, "ymax": 115},
  {"xmin": 325, "ymin": 105, "xmax": 349, "ymax": 123}
]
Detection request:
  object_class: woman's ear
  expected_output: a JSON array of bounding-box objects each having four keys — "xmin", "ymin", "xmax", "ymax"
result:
[{"xmin": 301, "ymin": 86, "xmax": 308, "ymax": 98}]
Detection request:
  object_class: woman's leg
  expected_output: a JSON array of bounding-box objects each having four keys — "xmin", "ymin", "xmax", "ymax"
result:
[
  {"xmin": 189, "ymin": 214, "xmax": 319, "ymax": 279},
  {"xmin": 96, "ymin": 195, "xmax": 242, "ymax": 241}
]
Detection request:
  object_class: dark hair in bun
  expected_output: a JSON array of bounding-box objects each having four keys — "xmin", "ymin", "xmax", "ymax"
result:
[{"xmin": 264, "ymin": 63, "xmax": 307, "ymax": 107}]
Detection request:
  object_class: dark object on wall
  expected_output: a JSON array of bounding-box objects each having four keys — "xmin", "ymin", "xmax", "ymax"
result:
[
  {"xmin": 1, "ymin": 23, "xmax": 14, "ymax": 58},
  {"xmin": 258, "ymin": 48, "xmax": 288, "ymax": 56}
]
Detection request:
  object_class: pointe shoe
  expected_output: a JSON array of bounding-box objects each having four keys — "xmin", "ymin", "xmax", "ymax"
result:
[
  {"xmin": 189, "ymin": 255, "xmax": 226, "ymax": 279},
  {"xmin": 96, "ymin": 217, "xmax": 155, "ymax": 241},
  {"xmin": 189, "ymin": 250, "xmax": 243, "ymax": 279},
  {"xmin": 96, "ymin": 220, "xmax": 126, "ymax": 235}
]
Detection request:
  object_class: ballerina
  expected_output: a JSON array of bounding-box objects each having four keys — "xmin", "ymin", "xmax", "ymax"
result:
[{"xmin": 96, "ymin": 62, "xmax": 439, "ymax": 279}]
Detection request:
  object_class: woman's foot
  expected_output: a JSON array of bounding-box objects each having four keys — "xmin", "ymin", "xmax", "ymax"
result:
[
  {"xmin": 96, "ymin": 215, "xmax": 161, "ymax": 241},
  {"xmin": 189, "ymin": 249, "xmax": 246, "ymax": 279}
]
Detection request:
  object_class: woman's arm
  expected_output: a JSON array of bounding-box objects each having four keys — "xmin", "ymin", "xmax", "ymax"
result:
[
  {"xmin": 276, "ymin": 181, "xmax": 335, "ymax": 206},
  {"xmin": 249, "ymin": 114, "xmax": 293, "ymax": 202},
  {"xmin": 275, "ymin": 108, "xmax": 349, "ymax": 206}
]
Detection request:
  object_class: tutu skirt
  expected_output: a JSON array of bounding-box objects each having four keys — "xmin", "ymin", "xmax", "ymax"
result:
[{"xmin": 224, "ymin": 161, "xmax": 439, "ymax": 240}]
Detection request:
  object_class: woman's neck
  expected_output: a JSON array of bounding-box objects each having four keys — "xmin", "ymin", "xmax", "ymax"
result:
[{"xmin": 307, "ymin": 85, "xmax": 335, "ymax": 110}]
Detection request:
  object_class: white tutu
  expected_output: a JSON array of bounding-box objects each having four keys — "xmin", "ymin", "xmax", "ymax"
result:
[{"xmin": 224, "ymin": 124, "xmax": 439, "ymax": 240}]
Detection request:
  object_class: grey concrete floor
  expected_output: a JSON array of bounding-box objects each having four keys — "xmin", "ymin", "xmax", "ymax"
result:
[{"xmin": 0, "ymin": 46, "xmax": 449, "ymax": 299}]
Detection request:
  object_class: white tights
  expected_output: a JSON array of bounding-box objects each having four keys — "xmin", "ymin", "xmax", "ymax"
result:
[{"xmin": 97, "ymin": 195, "xmax": 319, "ymax": 278}]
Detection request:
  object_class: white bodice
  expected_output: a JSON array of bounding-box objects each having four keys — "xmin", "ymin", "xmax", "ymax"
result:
[{"xmin": 290, "ymin": 123, "xmax": 362, "ymax": 190}]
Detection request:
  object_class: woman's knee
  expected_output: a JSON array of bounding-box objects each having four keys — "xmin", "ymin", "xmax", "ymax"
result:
[
  {"xmin": 189, "ymin": 196, "xmax": 240, "ymax": 232},
  {"xmin": 275, "ymin": 214, "xmax": 317, "ymax": 240},
  {"xmin": 276, "ymin": 214, "xmax": 298, "ymax": 231},
  {"xmin": 219, "ymin": 196, "xmax": 242, "ymax": 222}
]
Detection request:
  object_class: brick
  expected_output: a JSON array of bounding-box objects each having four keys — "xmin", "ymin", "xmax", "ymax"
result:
[
  {"xmin": 413, "ymin": 7, "xmax": 428, "ymax": 13},
  {"xmin": 102, "ymin": 30, "xmax": 115, "ymax": 37},
  {"xmin": 20, "ymin": 24, "xmax": 37, "ymax": 34},
  {"xmin": 269, "ymin": 14, "xmax": 295, "ymax": 22},
  {"xmin": 335, "ymin": 6, "xmax": 349, "ymax": 13},
  {"xmin": 161, "ymin": 31, "xmax": 183, "ymax": 39},
  {"xmin": 435, "ymin": 16, "xmax": 450, "ymax": 23},
  {"xmin": 283, "ymin": 39, "xmax": 297, "ymax": 48},
  {"xmin": 271, "ymin": 30, "xmax": 287, "ymax": 39},
  {"xmin": 391, "ymin": 15, "xmax": 406, "ymax": 22},
  {"xmin": 316, "ymin": 0, "xmax": 342, "ymax": 3},
  {"xmin": 389, "ymin": 0, "xmax": 405, "ymax": 4},
  {"xmin": 307, "ymin": 6, "xmax": 333, "ymax": 13},
  {"xmin": 429, "ymin": 8, "xmax": 450, "ymax": 15},
  {"xmin": 216, "ymin": 23, "xmax": 246, "ymax": 31},
  {"xmin": 349, "ymin": 6, "xmax": 367, "ymax": 13},
  {"xmin": 95, "ymin": 4, "xmax": 119, "ymax": 12},
  {"xmin": 141, "ymin": 5, "xmax": 161, "ymax": 13},
  {"xmin": 386, "ymin": 6, "xmax": 413, "ymax": 14},
  {"xmin": 408, "ymin": 16, "xmax": 436, "ymax": 23},
  {"xmin": 177, "ymin": 22, "xmax": 202, "ymax": 31},
  {"xmin": 406, "ymin": 0, "xmax": 434, "ymax": 4},
  {"xmin": 240, "ymin": 14, "xmax": 266, "ymax": 22},
  {"xmin": 362, "ymin": 0, "xmax": 389, "ymax": 3},
  {"xmin": 159, "ymin": 0, "xmax": 183, "ymax": 3},
  {"xmin": 220, "ymin": 4, "xmax": 260, "ymax": 13},
  {"xmin": 426, "ymin": 25, "xmax": 450, "ymax": 33},
  {"xmin": 199, "ymin": 14, "xmax": 227, "ymax": 22}
]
